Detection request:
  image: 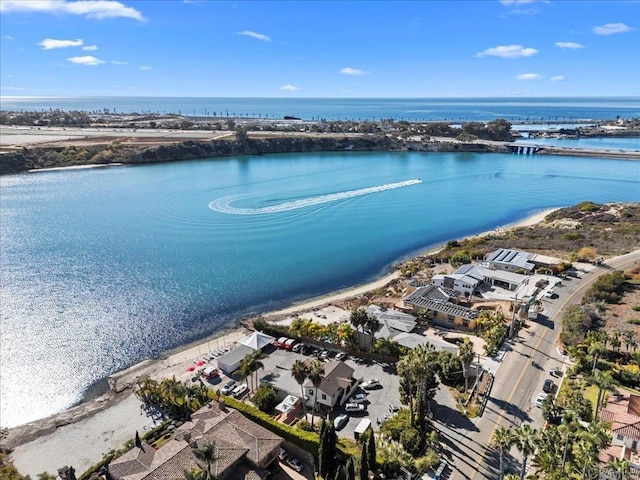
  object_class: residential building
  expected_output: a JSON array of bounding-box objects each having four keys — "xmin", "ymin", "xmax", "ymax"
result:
[
  {"xmin": 599, "ymin": 391, "xmax": 640, "ymax": 478},
  {"xmin": 485, "ymin": 248, "xmax": 561, "ymax": 273},
  {"xmin": 402, "ymin": 284, "xmax": 479, "ymax": 330},
  {"xmin": 109, "ymin": 401, "xmax": 283, "ymax": 480},
  {"xmin": 304, "ymin": 360, "xmax": 359, "ymax": 411}
]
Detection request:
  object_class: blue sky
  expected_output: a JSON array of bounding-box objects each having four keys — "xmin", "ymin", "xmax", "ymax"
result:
[{"xmin": 1, "ymin": 0, "xmax": 639, "ymax": 97}]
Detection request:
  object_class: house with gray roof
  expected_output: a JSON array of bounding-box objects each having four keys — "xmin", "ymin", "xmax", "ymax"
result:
[
  {"xmin": 304, "ymin": 360, "xmax": 358, "ymax": 411},
  {"xmin": 403, "ymin": 285, "xmax": 479, "ymax": 330},
  {"xmin": 485, "ymin": 248, "xmax": 562, "ymax": 273},
  {"xmin": 109, "ymin": 402, "xmax": 283, "ymax": 480}
]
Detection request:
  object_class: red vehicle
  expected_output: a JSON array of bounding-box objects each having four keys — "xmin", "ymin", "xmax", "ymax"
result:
[
  {"xmin": 276, "ymin": 337, "xmax": 289, "ymax": 349},
  {"xmin": 283, "ymin": 338, "xmax": 297, "ymax": 351},
  {"xmin": 202, "ymin": 366, "xmax": 219, "ymax": 381}
]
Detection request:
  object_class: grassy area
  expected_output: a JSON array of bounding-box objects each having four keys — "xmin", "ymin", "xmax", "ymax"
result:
[{"xmin": 583, "ymin": 385, "xmax": 599, "ymax": 419}]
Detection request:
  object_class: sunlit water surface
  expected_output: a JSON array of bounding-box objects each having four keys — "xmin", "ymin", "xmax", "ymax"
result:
[{"xmin": 2, "ymin": 151, "xmax": 639, "ymax": 427}]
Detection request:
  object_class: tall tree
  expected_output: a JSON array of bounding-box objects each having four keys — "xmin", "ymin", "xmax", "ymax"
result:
[
  {"xmin": 308, "ymin": 360, "xmax": 325, "ymax": 428},
  {"xmin": 367, "ymin": 431, "xmax": 377, "ymax": 470},
  {"xmin": 458, "ymin": 338, "xmax": 475, "ymax": 392},
  {"xmin": 359, "ymin": 440, "xmax": 369, "ymax": 480},
  {"xmin": 291, "ymin": 360, "xmax": 310, "ymax": 416},
  {"xmin": 513, "ymin": 424, "xmax": 537, "ymax": 480},
  {"xmin": 191, "ymin": 441, "xmax": 217, "ymax": 480},
  {"xmin": 491, "ymin": 427, "xmax": 514, "ymax": 480},
  {"xmin": 346, "ymin": 457, "xmax": 356, "ymax": 480}
]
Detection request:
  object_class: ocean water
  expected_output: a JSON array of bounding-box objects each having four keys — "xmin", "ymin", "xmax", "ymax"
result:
[
  {"xmin": 1, "ymin": 96, "xmax": 639, "ymax": 121},
  {"xmin": 1, "ymin": 151, "xmax": 639, "ymax": 428}
]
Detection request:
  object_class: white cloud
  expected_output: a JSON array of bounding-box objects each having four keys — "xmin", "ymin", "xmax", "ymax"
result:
[
  {"xmin": 515, "ymin": 73, "xmax": 542, "ymax": 80},
  {"xmin": 2, "ymin": 86, "xmax": 25, "ymax": 91},
  {"xmin": 139, "ymin": 65, "xmax": 152, "ymax": 71},
  {"xmin": 0, "ymin": 1, "xmax": 144, "ymax": 21},
  {"xmin": 237, "ymin": 30, "xmax": 271, "ymax": 42},
  {"xmin": 555, "ymin": 41, "xmax": 585, "ymax": 49},
  {"xmin": 3, "ymin": 35, "xmax": 15, "ymax": 40},
  {"xmin": 551, "ymin": 75, "xmax": 566, "ymax": 81},
  {"xmin": 500, "ymin": 0, "xmax": 537, "ymax": 4},
  {"xmin": 39, "ymin": 38, "xmax": 83, "ymax": 50},
  {"xmin": 280, "ymin": 84, "xmax": 301, "ymax": 91},
  {"xmin": 476, "ymin": 44, "xmax": 538, "ymax": 58},
  {"xmin": 593, "ymin": 23, "xmax": 633, "ymax": 35},
  {"xmin": 112, "ymin": 60, "xmax": 128, "ymax": 65},
  {"xmin": 82, "ymin": 45, "xmax": 98, "ymax": 51},
  {"xmin": 340, "ymin": 67, "xmax": 367, "ymax": 75},
  {"xmin": 67, "ymin": 55, "xmax": 105, "ymax": 66}
]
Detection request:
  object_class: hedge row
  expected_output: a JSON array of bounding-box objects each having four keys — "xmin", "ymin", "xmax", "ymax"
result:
[{"xmin": 222, "ymin": 396, "xmax": 320, "ymax": 456}]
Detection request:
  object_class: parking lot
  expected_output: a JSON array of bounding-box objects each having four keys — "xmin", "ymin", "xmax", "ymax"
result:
[{"xmin": 253, "ymin": 345, "xmax": 403, "ymax": 439}]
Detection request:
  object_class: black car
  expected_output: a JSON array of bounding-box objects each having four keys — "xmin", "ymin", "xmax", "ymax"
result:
[{"xmin": 543, "ymin": 379, "xmax": 554, "ymax": 393}]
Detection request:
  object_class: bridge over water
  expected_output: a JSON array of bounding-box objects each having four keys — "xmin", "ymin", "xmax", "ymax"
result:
[{"xmin": 505, "ymin": 141, "xmax": 640, "ymax": 159}]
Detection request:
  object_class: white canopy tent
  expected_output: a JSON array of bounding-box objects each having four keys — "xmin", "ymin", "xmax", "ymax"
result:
[{"xmin": 237, "ymin": 331, "xmax": 275, "ymax": 351}]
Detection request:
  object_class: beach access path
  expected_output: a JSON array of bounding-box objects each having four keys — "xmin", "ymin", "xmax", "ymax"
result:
[{"xmin": 7, "ymin": 207, "xmax": 559, "ymax": 476}]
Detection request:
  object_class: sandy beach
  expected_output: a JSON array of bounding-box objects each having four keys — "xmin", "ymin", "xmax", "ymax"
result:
[{"xmin": 5, "ymin": 206, "xmax": 559, "ymax": 476}]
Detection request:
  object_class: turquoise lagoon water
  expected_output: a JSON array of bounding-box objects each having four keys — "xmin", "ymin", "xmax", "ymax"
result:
[{"xmin": 1, "ymin": 151, "xmax": 639, "ymax": 427}]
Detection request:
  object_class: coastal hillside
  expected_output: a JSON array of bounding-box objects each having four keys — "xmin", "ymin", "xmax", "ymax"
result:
[{"xmin": 0, "ymin": 133, "xmax": 502, "ymax": 175}]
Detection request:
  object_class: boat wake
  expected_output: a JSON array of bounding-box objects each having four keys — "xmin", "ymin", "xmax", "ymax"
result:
[{"xmin": 209, "ymin": 179, "xmax": 422, "ymax": 215}]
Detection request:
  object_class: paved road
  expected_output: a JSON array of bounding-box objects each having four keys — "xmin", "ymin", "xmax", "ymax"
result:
[{"xmin": 434, "ymin": 250, "xmax": 640, "ymax": 480}]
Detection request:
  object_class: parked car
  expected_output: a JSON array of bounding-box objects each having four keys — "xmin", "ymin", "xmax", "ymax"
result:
[
  {"xmin": 545, "ymin": 290, "xmax": 556, "ymax": 299},
  {"xmin": 388, "ymin": 402, "xmax": 400, "ymax": 413},
  {"xmin": 232, "ymin": 384, "xmax": 248, "ymax": 398},
  {"xmin": 549, "ymin": 368, "xmax": 563, "ymax": 377},
  {"xmin": 276, "ymin": 337, "xmax": 289, "ymax": 349},
  {"xmin": 543, "ymin": 379, "xmax": 554, "ymax": 393},
  {"xmin": 345, "ymin": 403, "xmax": 366, "ymax": 412},
  {"xmin": 284, "ymin": 338, "xmax": 297, "ymax": 351},
  {"xmin": 221, "ymin": 380, "xmax": 236, "ymax": 395},
  {"xmin": 279, "ymin": 447, "xmax": 288, "ymax": 461},
  {"xmin": 534, "ymin": 392, "xmax": 549, "ymax": 407},
  {"xmin": 348, "ymin": 393, "xmax": 368, "ymax": 404},
  {"xmin": 335, "ymin": 352, "xmax": 348, "ymax": 361},
  {"xmin": 334, "ymin": 414, "xmax": 349, "ymax": 430},
  {"xmin": 292, "ymin": 342, "xmax": 305, "ymax": 353},
  {"xmin": 320, "ymin": 349, "xmax": 333, "ymax": 360},
  {"xmin": 362, "ymin": 379, "xmax": 381, "ymax": 390},
  {"xmin": 286, "ymin": 457, "xmax": 304, "ymax": 472}
]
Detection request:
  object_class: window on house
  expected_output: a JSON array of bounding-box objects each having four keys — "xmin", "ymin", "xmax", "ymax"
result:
[
  {"xmin": 617, "ymin": 434, "xmax": 624, "ymax": 440},
  {"xmin": 308, "ymin": 389, "xmax": 313, "ymax": 395},
  {"xmin": 321, "ymin": 394, "xmax": 327, "ymax": 400},
  {"xmin": 462, "ymin": 320, "xmax": 470, "ymax": 328},
  {"xmin": 632, "ymin": 440, "xmax": 638, "ymax": 451},
  {"xmin": 447, "ymin": 315, "xmax": 455, "ymax": 323}
]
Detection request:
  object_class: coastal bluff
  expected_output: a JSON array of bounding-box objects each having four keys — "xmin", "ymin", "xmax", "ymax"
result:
[{"xmin": 0, "ymin": 133, "xmax": 504, "ymax": 175}]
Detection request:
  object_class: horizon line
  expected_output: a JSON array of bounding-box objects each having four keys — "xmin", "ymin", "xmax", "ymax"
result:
[{"xmin": 2, "ymin": 95, "xmax": 640, "ymax": 100}]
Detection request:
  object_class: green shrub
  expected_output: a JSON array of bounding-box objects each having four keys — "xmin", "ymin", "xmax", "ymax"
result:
[
  {"xmin": 251, "ymin": 385, "xmax": 277, "ymax": 412},
  {"xmin": 632, "ymin": 305, "xmax": 640, "ymax": 312},
  {"xmin": 627, "ymin": 318, "xmax": 640, "ymax": 325},
  {"xmin": 577, "ymin": 201, "xmax": 600, "ymax": 212}
]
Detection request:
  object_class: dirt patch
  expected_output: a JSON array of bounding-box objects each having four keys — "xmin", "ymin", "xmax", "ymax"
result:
[{"xmin": 603, "ymin": 273, "xmax": 640, "ymax": 336}]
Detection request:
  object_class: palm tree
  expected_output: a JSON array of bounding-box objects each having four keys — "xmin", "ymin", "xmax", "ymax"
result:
[
  {"xmin": 458, "ymin": 338, "xmax": 475, "ymax": 392},
  {"xmin": 350, "ymin": 308, "xmax": 368, "ymax": 333},
  {"xmin": 513, "ymin": 424, "xmax": 537, "ymax": 480},
  {"xmin": 622, "ymin": 330, "xmax": 637, "ymax": 352},
  {"xmin": 587, "ymin": 340, "xmax": 606, "ymax": 375},
  {"xmin": 239, "ymin": 356, "xmax": 255, "ymax": 391},
  {"xmin": 250, "ymin": 351, "xmax": 265, "ymax": 392},
  {"xmin": 308, "ymin": 359, "xmax": 325, "ymax": 427},
  {"xmin": 558, "ymin": 411, "xmax": 579, "ymax": 471},
  {"xmin": 591, "ymin": 369, "xmax": 616, "ymax": 417},
  {"xmin": 491, "ymin": 426, "xmax": 514, "ymax": 480},
  {"xmin": 291, "ymin": 359, "xmax": 310, "ymax": 416},
  {"xmin": 191, "ymin": 440, "xmax": 217, "ymax": 480},
  {"xmin": 607, "ymin": 457, "xmax": 630, "ymax": 479}
]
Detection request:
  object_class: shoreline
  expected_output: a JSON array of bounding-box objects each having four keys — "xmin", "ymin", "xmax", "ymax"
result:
[{"xmin": 4, "ymin": 205, "xmax": 559, "ymax": 456}]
